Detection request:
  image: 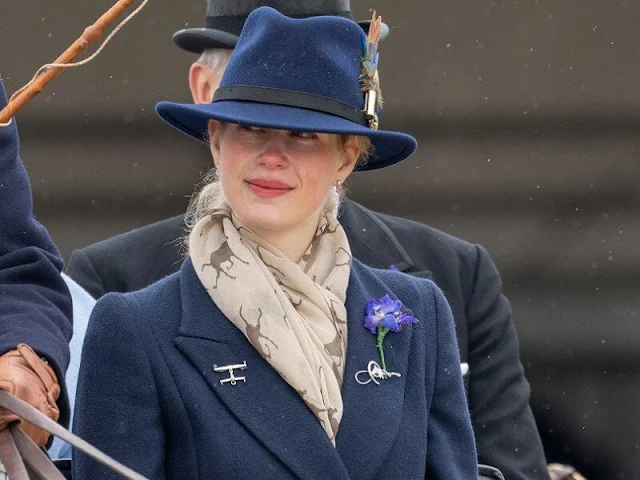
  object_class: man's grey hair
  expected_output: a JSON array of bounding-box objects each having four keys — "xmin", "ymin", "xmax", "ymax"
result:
[{"xmin": 196, "ymin": 48, "xmax": 232, "ymax": 72}]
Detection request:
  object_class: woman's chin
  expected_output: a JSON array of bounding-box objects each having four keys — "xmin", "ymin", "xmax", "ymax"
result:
[{"xmin": 235, "ymin": 208, "xmax": 290, "ymax": 234}]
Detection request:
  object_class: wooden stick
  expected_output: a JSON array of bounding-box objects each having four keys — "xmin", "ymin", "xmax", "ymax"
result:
[{"xmin": 0, "ymin": 0, "xmax": 137, "ymax": 124}]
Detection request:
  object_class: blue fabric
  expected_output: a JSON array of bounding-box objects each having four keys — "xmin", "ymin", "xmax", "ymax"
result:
[
  {"xmin": 72, "ymin": 258, "xmax": 477, "ymax": 479},
  {"xmin": 0, "ymin": 76, "xmax": 72, "ymax": 426},
  {"xmin": 156, "ymin": 7, "xmax": 417, "ymax": 171},
  {"xmin": 48, "ymin": 274, "xmax": 96, "ymax": 460},
  {"xmin": 65, "ymin": 202, "xmax": 550, "ymax": 479}
]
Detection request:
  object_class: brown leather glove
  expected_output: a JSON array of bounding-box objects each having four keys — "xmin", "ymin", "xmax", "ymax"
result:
[
  {"xmin": 548, "ymin": 463, "xmax": 587, "ymax": 480},
  {"xmin": 0, "ymin": 343, "xmax": 61, "ymax": 447}
]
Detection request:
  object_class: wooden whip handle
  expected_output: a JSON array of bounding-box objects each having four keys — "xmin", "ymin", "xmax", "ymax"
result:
[{"xmin": 0, "ymin": 0, "xmax": 138, "ymax": 124}]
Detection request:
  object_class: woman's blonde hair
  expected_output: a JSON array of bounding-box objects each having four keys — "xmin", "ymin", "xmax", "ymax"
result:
[{"xmin": 182, "ymin": 128, "xmax": 373, "ymax": 254}]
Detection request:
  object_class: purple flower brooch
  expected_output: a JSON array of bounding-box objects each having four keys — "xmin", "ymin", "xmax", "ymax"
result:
[{"xmin": 355, "ymin": 295, "xmax": 418, "ymax": 385}]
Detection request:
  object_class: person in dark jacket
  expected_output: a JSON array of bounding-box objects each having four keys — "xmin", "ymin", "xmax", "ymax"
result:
[
  {"xmin": 72, "ymin": 8, "xmax": 478, "ymax": 478},
  {"xmin": 65, "ymin": 1, "xmax": 551, "ymax": 479},
  {"xmin": 0, "ymin": 76, "xmax": 73, "ymax": 447}
]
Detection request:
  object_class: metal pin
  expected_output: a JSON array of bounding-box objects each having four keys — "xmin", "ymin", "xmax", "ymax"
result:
[
  {"xmin": 213, "ymin": 361, "xmax": 247, "ymax": 385},
  {"xmin": 355, "ymin": 360, "xmax": 401, "ymax": 385}
]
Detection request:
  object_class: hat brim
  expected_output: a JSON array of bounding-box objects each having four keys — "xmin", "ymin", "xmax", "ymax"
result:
[
  {"xmin": 156, "ymin": 100, "xmax": 416, "ymax": 171},
  {"xmin": 173, "ymin": 20, "xmax": 390, "ymax": 53}
]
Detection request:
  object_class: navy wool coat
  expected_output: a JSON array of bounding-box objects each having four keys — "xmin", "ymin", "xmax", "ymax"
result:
[
  {"xmin": 0, "ymin": 77, "xmax": 72, "ymax": 424},
  {"xmin": 67, "ymin": 199, "xmax": 549, "ymax": 480},
  {"xmin": 67, "ymin": 199, "xmax": 549, "ymax": 479},
  {"xmin": 73, "ymin": 258, "xmax": 477, "ymax": 480}
]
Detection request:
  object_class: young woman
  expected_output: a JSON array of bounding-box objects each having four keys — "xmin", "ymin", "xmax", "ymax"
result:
[{"xmin": 73, "ymin": 7, "xmax": 478, "ymax": 479}]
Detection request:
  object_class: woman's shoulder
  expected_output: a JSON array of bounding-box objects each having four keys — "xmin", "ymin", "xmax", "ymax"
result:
[{"xmin": 91, "ymin": 270, "xmax": 183, "ymax": 333}]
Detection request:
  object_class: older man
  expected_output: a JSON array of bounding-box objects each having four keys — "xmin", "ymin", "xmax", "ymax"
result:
[{"xmin": 65, "ymin": 1, "xmax": 551, "ymax": 479}]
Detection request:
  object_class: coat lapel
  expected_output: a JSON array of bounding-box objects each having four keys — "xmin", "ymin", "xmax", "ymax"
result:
[
  {"xmin": 336, "ymin": 263, "xmax": 415, "ymax": 480},
  {"xmin": 340, "ymin": 199, "xmax": 433, "ymax": 278},
  {"xmin": 341, "ymin": 199, "xmax": 469, "ymax": 390},
  {"xmin": 174, "ymin": 260, "xmax": 350, "ymax": 480}
]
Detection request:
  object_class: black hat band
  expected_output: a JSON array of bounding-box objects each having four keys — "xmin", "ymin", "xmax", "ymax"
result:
[
  {"xmin": 206, "ymin": 0, "xmax": 352, "ymax": 17},
  {"xmin": 203, "ymin": 12, "xmax": 353, "ymax": 38},
  {"xmin": 213, "ymin": 85, "xmax": 368, "ymax": 126}
]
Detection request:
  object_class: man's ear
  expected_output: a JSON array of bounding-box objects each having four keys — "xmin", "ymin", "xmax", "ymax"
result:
[{"xmin": 189, "ymin": 63, "xmax": 218, "ymax": 104}]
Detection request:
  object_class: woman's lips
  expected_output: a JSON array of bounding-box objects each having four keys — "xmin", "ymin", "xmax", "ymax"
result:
[{"xmin": 246, "ymin": 178, "xmax": 294, "ymax": 198}]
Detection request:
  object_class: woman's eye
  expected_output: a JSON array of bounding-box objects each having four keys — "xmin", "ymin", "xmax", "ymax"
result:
[
  {"xmin": 240, "ymin": 125, "xmax": 263, "ymax": 132},
  {"xmin": 291, "ymin": 131, "xmax": 317, "ymax": 139}
]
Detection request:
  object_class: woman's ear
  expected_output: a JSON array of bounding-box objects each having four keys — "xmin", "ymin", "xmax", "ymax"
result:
[
  {"xmin": 336, "ymin": 137, "xmax": 360, "ymax": 179},
  {"xmin": 208, "ymin": 121, "xmax": 223, "ymax": 162}
]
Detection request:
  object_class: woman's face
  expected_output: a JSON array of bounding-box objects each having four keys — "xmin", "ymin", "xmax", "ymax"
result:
[{"xmin": 208, "ymin": 122, "xmax": 358, "ymax": 240}]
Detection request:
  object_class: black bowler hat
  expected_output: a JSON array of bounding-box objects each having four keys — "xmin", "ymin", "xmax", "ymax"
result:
[{"xmin": 173, "ymin": 0, "xmax": 389, "ymax": 53}]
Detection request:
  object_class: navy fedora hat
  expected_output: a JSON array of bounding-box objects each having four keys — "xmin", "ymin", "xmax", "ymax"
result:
[
  {"xmin": 173, "ymin": 0, "xmax": 389, "ymax": 53},
  {"xmin": 157, "ymin": 7, "xmax": 416, "ymax": 171}
]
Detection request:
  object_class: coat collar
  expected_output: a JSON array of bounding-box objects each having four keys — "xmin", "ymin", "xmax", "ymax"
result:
[
  {"xmin": 339, "ymin": 198, "xmax": 433, "ymax": 279},
  {"xmin": 175, "ymin": 258, "xmax": 414, "ymax": 480}
]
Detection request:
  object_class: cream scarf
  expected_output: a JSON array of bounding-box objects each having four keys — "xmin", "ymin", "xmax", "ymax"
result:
[{"xmin": 189, "ymin": 203, "xmax": 351, "ymax": 444}]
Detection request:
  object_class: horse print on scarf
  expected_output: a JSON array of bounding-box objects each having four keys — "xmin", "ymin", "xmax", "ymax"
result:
[{"xmin": 190, "ymin": 204, "xmax": 352, "ymax": 444}]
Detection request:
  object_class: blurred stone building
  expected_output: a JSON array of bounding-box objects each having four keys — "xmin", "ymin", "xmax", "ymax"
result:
[{"xmin": 2, "ymin": 1, "xmax": 639, "ymax": 477}]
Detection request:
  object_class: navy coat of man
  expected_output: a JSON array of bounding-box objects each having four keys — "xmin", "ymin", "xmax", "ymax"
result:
[
  {"xmin": 0, "ymin": 77, "xmax": 72, "ymax": 424},
  {"xmin": 73, "ymin": 258, "xmax": 478, "ymax": 479},
  {"xmin": 67, "ymin": 199, "xmax": 550, "ymax": 480}
]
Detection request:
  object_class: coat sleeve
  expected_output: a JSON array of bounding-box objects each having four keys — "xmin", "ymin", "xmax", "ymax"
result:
[
  {"xmin": 0, "ymin": 76, "xmax": 72, "ymax": 423},
  {"xmin": 466, "ymin": 245, "xmax": 550, "ymax": 480},
  {"xmin": 72, "ymin": 293, "xmax": 165, "ymax": 480},
  {"xmin": 425, "ymin": 285, "xmax": 478, "ymax": 479},
  {"xmin": 65, "ymin": 248, "xmax": 108, "ymax": 299}
]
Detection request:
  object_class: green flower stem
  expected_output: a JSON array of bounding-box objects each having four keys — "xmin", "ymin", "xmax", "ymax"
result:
[{"xmin": 376, "ymin": 326, "xmax": 390, "ymax": 373}]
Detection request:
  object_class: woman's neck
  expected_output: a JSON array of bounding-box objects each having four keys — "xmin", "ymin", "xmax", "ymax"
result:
[
  {"xmin": 251, "ymin": 215, "xmax": 319, "ymax": 264},
  {"xmin": 263, "ymin": 232, "xmax": 313, "ymax": 263}
]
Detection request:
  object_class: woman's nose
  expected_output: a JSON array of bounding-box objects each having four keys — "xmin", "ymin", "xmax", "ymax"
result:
[{"xmin": 258, "ymin": 132, "xmax": 288, "ymax": 168}]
